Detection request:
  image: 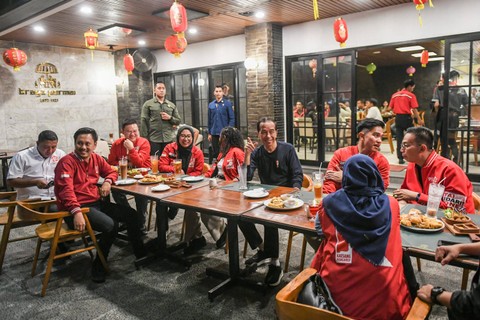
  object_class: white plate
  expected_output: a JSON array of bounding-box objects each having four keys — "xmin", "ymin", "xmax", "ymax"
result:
[
  {"xmin": 182, "ymin": 176, "xmax": 204, "ymax": 182},
  {"xmin": 264, "ymin": 198, "xmax": 304, "ymax": 211},
  {"xmin": 115, "ymin": 179, "xmax": 137, "ymax": 186},
  {"xmin": 133, "ymin": 174, "xmax": 144, "ymax": 179},
  {"xmin": 243, "ymin": 190, "xmax": 269, "ymax": 198},
  {"xmin": 400, "ymin": 220, "xmax": 445, "ymax": 234},
  {"xmin": 151, "ymin": 184, "xmax": 171, "ymax": 192}
]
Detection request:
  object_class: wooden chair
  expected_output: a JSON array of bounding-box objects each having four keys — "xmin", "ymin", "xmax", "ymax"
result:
[
  {"xmin": 284, "ymin": 174, "xmax": 313, "ymax": 272},
  {"xmin": 384, "ymin": 117, "xmax": 395, "ymax": 154},
  {"xmin": 276, "ymin": 267, "xmax": 431, "ymax": 320},
  {"xmin": 0, "ymin": 191, "xmax": 40, "ymax": 274},
  {"xmin": 17, "ymin": 201, "xmax": 108, "ymax": 297},
  {"xmin": 473, "ymin": 192, "xmax": 480, "ymax": 214}
]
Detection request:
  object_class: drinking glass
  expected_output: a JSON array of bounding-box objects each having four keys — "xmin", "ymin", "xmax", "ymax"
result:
[
  {"xmin": 150, "ymin": 155, "xmax": 159, "ymax": 174},
  {"xmin": 238, "ymin": 164, "xmax": 248, "ymax": 190},
  {"xmin": 313, "ymin": 172, "xmax": 324, "ymax": 202},
  {"xmin": 426, "ymin": 183, "xmax": 445, "ymax": 218},
  {"xmin": 119, "ymin": 157, "xmax": 128, "ymax": 180},
  {"xmin": 173, "ymin": 159, "xmax": 183, "ymax": 175}
]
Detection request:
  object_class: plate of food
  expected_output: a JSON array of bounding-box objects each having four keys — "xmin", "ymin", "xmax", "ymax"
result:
[
  {"xmin": 443, "ymin": 208, "xmax": 471, "ymax": 224},
  {"xmin": 264, "ymin": 197, "xmax": 304, "ymax": 211},
  {"xmin": 400, "ymin": 210, "xmax": 445, "ymax": 233},
  {"xmin": 138, "ymin": 175, "xmax": 161, "ymax": 184},
  {"xmin": 115, "ymin": 178, "xmax": 137, "ymax": 186},
  {"xmin": 182, "ymin": 176, "xmax": 204, "ymax": 182},
  {"xmin": 127, "ymin": 168, "xmax": 140, "ymax": 177},
  {"xmin": 151, "ymin": 184, "xmax": 171, "ymax": 192},
  {"xmin": 243, "ymin": 189, "xmax": 269, "ymax": 198}
]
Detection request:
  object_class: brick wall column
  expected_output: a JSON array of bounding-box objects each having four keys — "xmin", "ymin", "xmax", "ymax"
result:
[{"xmin": 245, "ymin": 23, "xmax": 284, "ymax": 139}]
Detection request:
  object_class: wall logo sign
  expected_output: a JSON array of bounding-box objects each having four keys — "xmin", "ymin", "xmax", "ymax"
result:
[{"xmin": 18, "ymin": 62, "xmax": 76, "ymax": 102}]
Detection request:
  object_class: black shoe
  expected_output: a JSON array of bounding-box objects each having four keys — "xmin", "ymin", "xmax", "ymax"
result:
[
  {"xmin": 167, "ymin": 207, "xmax": 179, "ymax": 220},
  {"xmin": 265, "ymin": 264, "xmax": 283, "ymax": 287},
  {"xmin": 398, "ymin": 159, "xmax": 405, "ymax": 164},
  {"xmin": 184, "ymin": 236, "xmax": 207, "ymax": 255},
  {"xmin": 245, "ymin": 250, "xmax": 271, "ymax": 267},
  {"xmin": 91, "ymin": 259, "xmax": 107, "ymax": 283},
  {"xmin": 215, "ymin": 228, "xmax": 227, "ymax": 249}
]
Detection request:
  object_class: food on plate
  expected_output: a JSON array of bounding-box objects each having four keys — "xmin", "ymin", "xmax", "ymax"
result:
[
  {"xmin": 111, "ymin": 165, "xmax": 118, "ymax": 172},
  {"xmin": 444, "ymin": 208, "xmax": 471, "ymax": 222},
  {"xmin": 400, "ymin": 212, "xmax": 443, "ymax": 229},
  {"xmin": 268, "ymin": 197, "xmax": 285, "ymax": 209},
  {"xmin": 127, "ymin": 168, "xmax": 140, "ymax": 176},
  {"xmin": 140, "ymin": 174, "xmax": 162, "ymax": 183},
  {"xmin": 408, "ymin": 208, "xmax": 422, "ymax": 215}
]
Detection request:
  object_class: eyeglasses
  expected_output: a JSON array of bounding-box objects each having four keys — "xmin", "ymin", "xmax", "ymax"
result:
[{"xmin": 180, "ymin": 134, "xmax": 192, "ymax": 139}]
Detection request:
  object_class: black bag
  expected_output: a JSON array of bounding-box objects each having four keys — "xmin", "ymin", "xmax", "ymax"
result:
[{"xmin": 296, "ymin": 273, "xmax": 343, "ymax": 314}]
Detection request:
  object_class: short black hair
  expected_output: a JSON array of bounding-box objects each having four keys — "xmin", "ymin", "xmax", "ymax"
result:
[
  {"xmin": 256, "ymin": 117, "xmax": 277, "ymax": 132},
  {"xmin": 155, "ymin": 81, "xmax": 165, "ymax": 87},
  {"xmin": 74, "ymin": 127, "xmax": 98, "ymax": 143},
  {"xmin": 366, "ymin": 98, "xmax": 378, "ymax": 106},
  {"xmin": 122, "ymin": 119, "xmax": 138, "ymax": 129},
  {"xmin": 449, "ymin": 70, "xmax": 460, "ymax": 80},
  {"xmin": 405, "ymin": 126, "xmax": 433, "ymax": 150},
  {"xmin": 37, "ymin": 130, "xmax": 58, "ymax": 143},
  {"xmin": 215, "ymin": 85, "xmax": 223, "ymax": 90},
  {"xmin": 356, "ymin": 118, "xmax": 385, "ymax": 134},
  {"xmin": 404, "ymin": 79, "xmax": 415, "ymax": 88}
]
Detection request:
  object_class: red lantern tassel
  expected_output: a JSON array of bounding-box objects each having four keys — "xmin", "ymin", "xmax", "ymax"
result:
[
  {"xmin": 428, "ymin": 0, "xmax": 434, "ymax": 7},
  {"xmin": 312, "ymin": 0, "xmax": 319, "ymax": 20}
]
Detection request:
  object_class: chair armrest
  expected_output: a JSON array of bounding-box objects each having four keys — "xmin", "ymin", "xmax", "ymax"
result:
[
  {"xmin": 405, "ymin": 298, "xmax": 431, "ymax": 320},
  {"xmin": 276, "ymin": 267, "xmax": 317, "ymax": 302},
  {"xmin": 0, "ymin": 191, "xmax": 17, "ymax": 201}
]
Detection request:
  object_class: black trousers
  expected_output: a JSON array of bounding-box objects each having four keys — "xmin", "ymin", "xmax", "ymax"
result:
[
  {"xmin": 395, "ymin": 114, "xmax": 414, "ymax": 161},
  {"xmin": 150, "ymin": 141, "xmax": 169, "ymax": 156},
  {"xmin": 238, "ymin": 221, "xmax": 279, "ymax": 259}
]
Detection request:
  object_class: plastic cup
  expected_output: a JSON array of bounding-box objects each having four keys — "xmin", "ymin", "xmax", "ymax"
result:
[
  {"xmin": 313, "ymin": 172, "xmax": 324, "ymax": 202},
  {"xmin": 238, "ymin": 165, "xmax": 248, "ymax": 190},
  {"xmin": 173, "ymin": 159, "xmax": 182, "ymax": 175},
  {"xmin": 426, "ymin": 183, "xmax": 445, "ymax": 218},
  {"xmin": 150, "ymin": 155, "xmax": 159, "ymax": 174},
  {"xmin": 119, "ymin": 158, "xmax": 128, "ymax": 180}
]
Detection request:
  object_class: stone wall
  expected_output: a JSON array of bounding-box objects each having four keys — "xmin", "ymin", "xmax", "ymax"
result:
[{"xmin": 0, "ymin": 41, "xmax": 119, "ymax": 152}]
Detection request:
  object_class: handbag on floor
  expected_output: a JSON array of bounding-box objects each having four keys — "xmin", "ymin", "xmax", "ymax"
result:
[{"xmin": 296, "ymin": 273, "xmax": 343, "ymax": 314}]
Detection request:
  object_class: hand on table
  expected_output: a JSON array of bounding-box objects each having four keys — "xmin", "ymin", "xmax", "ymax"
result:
[
  {"xmin": 435, "ymin": 245, "xmax": 461, "ymax": 265},
  {"xmin": 325, "ymin": 169, "xmax": 342, "ymax": 183},
  {"xmin": 392, "ymin": 189, "xmax": 417, "ymax": 201}
]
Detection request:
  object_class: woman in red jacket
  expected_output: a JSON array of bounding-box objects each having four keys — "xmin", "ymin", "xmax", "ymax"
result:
[{"xmin": 205, "ymin": 126, "xmax": 245, "ymax": 181}]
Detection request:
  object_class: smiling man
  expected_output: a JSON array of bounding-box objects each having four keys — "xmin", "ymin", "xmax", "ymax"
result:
[
  {"xmin": 54, "ymin": 127, "xmax": 147, "ymax": 283},
  {"xmin": 323, "ymin": 118, "xmax": 389, "ymax": 194}
]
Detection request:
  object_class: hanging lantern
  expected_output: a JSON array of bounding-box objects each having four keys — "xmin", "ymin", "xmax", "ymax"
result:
[
  {"xmin": 366, "ymin": 63, "xmax": 377, "ymax": 75},
  {"xmin": 413, "ymin": 0, "xmax": 434, "ymax": 26},
  {"xmin": 124, "ymin": 53, "xmax": 134, "ymax": 74},
  {"xmin": 333, "ymin": 18, "xmax": 348, "ymax": 48},
  {"xmin": 170, "ymin": 1, "xmax": 188, "ymax": 37},
  {"xmin": 308, "ymin": 59, "xmax": 317, "ymax": 78},
  {"xmin": 3, "ymin": 48, "xmax": 27, "ymax": 71},
  {"xmin": 122, "ymin": 28, "xmax": 132, "ymax": 36},
  {"xmin": 164, "ymin": 34, "xmax": 188, "ymax": 58},
  {"xmin": 406, "ymin": 65, "xmax": 416, "ymax": 77},
  {"xmin": 420, "ymin": 50, "xmax": 429, "ymax": 67},
  {"xmin": 84, "ymin": 28, "xmax": 98, "ymax": 50}
]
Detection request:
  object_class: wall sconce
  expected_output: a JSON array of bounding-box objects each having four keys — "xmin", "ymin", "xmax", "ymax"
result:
[
  {"xmin": 244, "ymin": 57, "xmax": 258, "ymax": 69},
  {"xmin": 198, "ymin": 78, "xmax": 205, "ymax": 86}
]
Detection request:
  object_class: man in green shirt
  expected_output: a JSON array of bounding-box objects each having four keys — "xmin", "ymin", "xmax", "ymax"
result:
[{"xmin": 140, "ymin": 81, "xmax": 181, "ymax": 155}]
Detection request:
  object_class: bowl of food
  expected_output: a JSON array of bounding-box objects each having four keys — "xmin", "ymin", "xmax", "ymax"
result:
[
  {"xmin": 443, "ymin": 208, "xmax": 471, "ymax": 225},
  {"xmin": 280, "ymin": 194, "xmax": 293, "ymax": 201}
]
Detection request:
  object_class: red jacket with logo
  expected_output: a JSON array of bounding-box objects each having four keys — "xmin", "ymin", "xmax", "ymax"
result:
[
  {"xmin": 107, "ymin": 137, "xmax": 151, "ymax": 168},
  {"xmin": 205, "ymin": 147, "xmax": 245, "ymax": 181},
  {"xmin": 158, "ymin": 142, "xmax": 204, "ymax": 176},
  {"xmin": 400, "ymin": 151, "xmax": 475, "ymax": 213}
]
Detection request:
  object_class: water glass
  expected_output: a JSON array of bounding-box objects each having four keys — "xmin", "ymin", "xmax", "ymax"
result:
[
  {"xmin": 426, "ymin": 183, "xmax": 445, "ymax": 218},
  {"xmin": 238, "ymin": 164, "xmax": 248, "ymax": 190}
]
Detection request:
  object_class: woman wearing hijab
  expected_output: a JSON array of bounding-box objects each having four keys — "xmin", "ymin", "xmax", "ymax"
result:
[
  {"xmin": 205, "ymin": 126, "xmax": 245, "ymax": 181},
  {"xmin": 159, "ymin": 125, "xmax": 226, "ymax": 254},
  {"xmin": 310, "ymin": 154, "xmax": 411, "ymax": 320}
]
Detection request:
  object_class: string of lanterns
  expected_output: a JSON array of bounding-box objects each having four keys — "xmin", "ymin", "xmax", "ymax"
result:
[{"xmin": 165, "ymin": 1, "xmax": 189, "ymax": 57}]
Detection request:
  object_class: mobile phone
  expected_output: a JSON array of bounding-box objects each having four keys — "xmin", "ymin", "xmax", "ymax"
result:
[
  {"xmin": 46, "ymin": 180, "xmax": 54, "ymax": 188},
  {"xmin": 437, "ymin": 240, "xmax": 461, "ymax": 247}
]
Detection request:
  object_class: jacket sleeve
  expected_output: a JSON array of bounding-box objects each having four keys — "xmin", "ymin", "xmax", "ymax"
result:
[
  {"xmin": 140, "ymin": 102, "xmax": 150, "ymax": 138},
  {"xmin": 189, "ymin": 148, "xmax": 204, "ymax": 176},
  {"xmin": 227, "ymin": 102, "xmax": 235, "ymax": 127},
  {"xmin": 107, "ymin": 141, "xmax": 121, "ymax": 165},
  {"xmin": 97, "ymin": 155, "xmax": 117, "ymax": 183},
  {"xmin": 207, "ymin": 104, "xmax": 213, "ymax": 134},
  {"xmin": 129, "ymin": 139, "xmax": 151, "ymax": 168},
  {"xmin": 170, "ymin": 104, "xmax": 182, "ymax": 126},
  {"xmin": 158, "ymin": 144, "xmax": 174, "ymax": 173},
  {"xmin": 247, "ymin": 148, "xmax": 258, "ymax": 181},
  {"xmin": 449, "ymin": 284, "xmax": 480, "ymax": 319},
  {"xmin": 377, "ymin": 155, "xmax": 390, "ymax": 190},
  {"xmin": 288, "ymin": 146, "xmax": 303, "ymax": 189},
  {"xmin": 54, "ymin": 158, "xmax": 81, "ymax": 214},
  {"xmin": 323, "ymin": 151, "xmax": 341, "ymax": 194}
]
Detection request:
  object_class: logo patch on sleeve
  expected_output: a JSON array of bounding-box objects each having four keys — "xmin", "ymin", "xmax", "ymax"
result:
[{"xmin": 60, "ymin": 173, "xmax": 70, "ymax": 178}]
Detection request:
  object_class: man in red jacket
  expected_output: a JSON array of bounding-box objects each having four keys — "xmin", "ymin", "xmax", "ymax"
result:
[
  {"xmin": 55, "ymin": 127, "xmax": 146, "ymax": 283},
  {"xmin": 108, "ymin": 119, "xmax": 150, "ymax": 233}
]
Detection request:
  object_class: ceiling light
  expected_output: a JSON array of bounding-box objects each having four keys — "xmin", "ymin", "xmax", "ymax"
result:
[
  {"xmin": 33, "ymin": 25, "xmax": 45, "ymax": 32},
  {"xmin": 411, "ymin": 52, "xmax": 437, "ymax": 58},
  {"xmin": 372, "ymin": 51, "xmax": 381, "ymax": 54},
  {"xmin": 428, "ymin": 57, "xmax": 445, "ymax": 61},
  {"xmin": 80, "ymin": 6, "xmax": 92, "ymax": 14},
  {"xmin": 138, "ymin": 40, "xmax": 146, "ymax": 46},
  {"xmin": 189, "ymin": 28, "xmax": 198, "ymax": 34},
  {"xmin": 255, "ymin": 11, "xmax": 265, "ymax": 18},
  {"xmin": 395, "ymin": 45, "xmax": 425, "ymax": 52}
]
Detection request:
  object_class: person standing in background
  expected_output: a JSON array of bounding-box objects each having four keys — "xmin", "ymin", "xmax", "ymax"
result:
[
  {"xmin": 141, "ymin": 81, "xmax": 181, "ymax": 156},
  {"xmin": 208, "ymin": 85, "xmax": 235, "ymax": 162}
]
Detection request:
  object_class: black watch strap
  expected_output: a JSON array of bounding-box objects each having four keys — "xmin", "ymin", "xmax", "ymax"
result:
[{"xmin": 431, "ymin": 286, "xmax": 445, "ymax": 305}]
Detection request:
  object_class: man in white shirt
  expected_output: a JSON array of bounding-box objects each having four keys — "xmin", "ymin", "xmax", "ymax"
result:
[
  {"xmin": 7, "ymin": 130, "xmax": 66, "ymax": 200},
  {"xmin": 365, "ymin": 98, "xmax": 384, "ymax": 122}
]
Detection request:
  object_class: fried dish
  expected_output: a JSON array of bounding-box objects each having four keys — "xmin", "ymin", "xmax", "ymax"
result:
[
  {"xmin": 444, "ymin": 208, "xmax": 471, "ymax": 222},
  {"xmin": 268, "ymin": 197, "xmax": 285, "ymax": 209},
  {"xmin": 400, "ymin": 212, "xmax": 443, "ymax": 229},
  {"xmin": 140, "ymin": 175, "xmax": 162, "ymax": 183}
]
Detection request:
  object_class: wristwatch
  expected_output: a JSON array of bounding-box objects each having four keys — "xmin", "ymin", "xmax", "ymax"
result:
[
  {"xmin": 431, "ymin": 286, "xmax": 446, "ymax": 305},
  {"xmin": 415, "ymin": 193, "xmax": 421, "ymax": 202}
]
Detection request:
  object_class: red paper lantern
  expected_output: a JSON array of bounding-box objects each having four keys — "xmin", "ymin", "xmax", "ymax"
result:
[
  {"xmin": 124, "ymin": 53, "xmax": 134, "ymax": 74},
  {"xmin": 333, "ymin": 18, "xmax": 348, "ymax": 48},
  {"xmin": 164, "ymin": 34, "xmax": 188, "ymax": 58},
  {"xmin": 122, "ymin": 28, "xmax": 132, "ymax": 35},
  {"xmin": 84, "ymin": 28, "xmax": 98, "ymax": 50},
  {"xmin": 3, "ymin": 48, "xmax": 27, "ymax": 71},
  {"xmin": 406, "ymin": 66, "xmax": 416, "ymax": 77},
  {"xmin": 170, "ymin": 1, "xmax": 188, "ymax": 36},
  {"xmin": 420, "ymin": 50, "xmax": 429, "ymax": 67}
]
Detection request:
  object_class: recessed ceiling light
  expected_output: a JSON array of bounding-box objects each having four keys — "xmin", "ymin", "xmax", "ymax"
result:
[
  {"xmin": 33, "ymin": 25, "xmax": 45, "ymax": 32},
  {"xmin": 411, "ymin": 51, "xmax": 437, "ymax": 58},
  {"xmin": 189, "ymin": 28, "xmax": 198, "ymax": 34},
  {"xmin": 373, "ymin": 51, "xmax": 381, "ymax": 54},
  {"xmin": 138, "ymin": 40, "xmax": 146, "ymax": 46},
  {"xmin": 80, "ymin": 6, "xmax": 92, "ymax": 14},
  {"xmin": 255, "ymin": 11, "xmax": 265, "ymax": 18},
  {"xmin": 428, "ymin": 57, "xmax": 445, "ymax": 61},
  {"xmin": 395, "ymin": 45, "xmax": 425, "ymax": 52}
]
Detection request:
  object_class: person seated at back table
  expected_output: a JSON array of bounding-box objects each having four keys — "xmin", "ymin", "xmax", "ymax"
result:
[
  {"xmin": 158, "ymin": 125, "xmax": 226, "ymax": 254},
  {"xmin": 108, "ymin": 119, "xmax": 150, "ymax": 233},
  {"xmin": 324, "ymin": 118, "xmax": 389, "ymax": 194},
  {"xmin": 8, "ymin": 130, "xmax": 66, "ymax": 201},
  {"xmin": 240, "ymin": 117, "xmax": 303, "ymax": 287},
  {"xmin": 393, "ymin": 126, "xmax": 475, "ymax": 214},
  {"xmin": 311, "ymin": 154, "xmax": 411, "ymax": 320},
  {"xmin": 417, "ymin": 242, "xmax": 480, "ymax": 319},
  {"xmin": 54, "ymin": 127, "xmax": 147, "ymax": 283}
]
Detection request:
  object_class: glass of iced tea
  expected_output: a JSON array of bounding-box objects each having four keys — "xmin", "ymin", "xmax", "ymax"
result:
[
  {"xmin": 150, "ymin": 155, "xmax": 159, "ymax": 174},
  {"xmin": 173, "ymin": 159, "xmax": 182, "ymax": 175},
  {"xmin": 313, "ymin": 172, "xmax": 324, "ymax": 202},
  {"xmin": 119, "ymin": 157, "xmax": 128, "ymax": 180}
]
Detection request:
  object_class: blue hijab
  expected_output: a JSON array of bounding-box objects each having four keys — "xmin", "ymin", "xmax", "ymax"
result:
[{"xmin": 323, "ymin": 154, "xmax": 391, "ymax": 266}]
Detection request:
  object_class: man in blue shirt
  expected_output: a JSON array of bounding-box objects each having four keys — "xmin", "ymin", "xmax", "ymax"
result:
[{"xmin": 208, "ymin": 85, "xmax": 235, "ymax": 161}]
